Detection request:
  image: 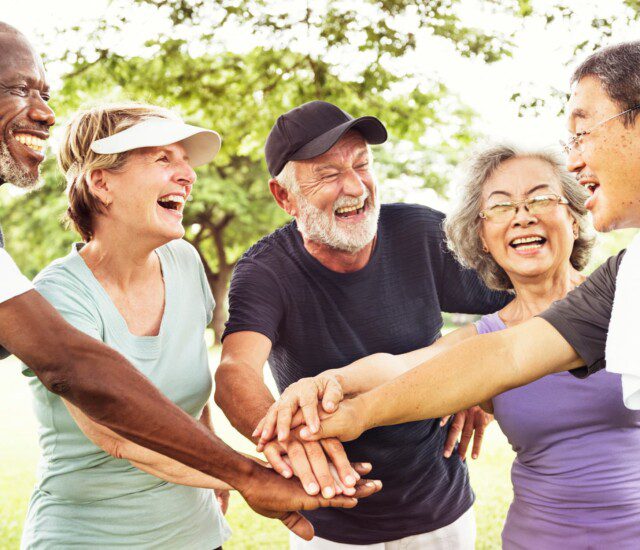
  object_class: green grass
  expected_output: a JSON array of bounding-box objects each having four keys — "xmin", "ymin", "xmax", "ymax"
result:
[{"xmin": 0, "ymin": 354, "xmax": 514, "ymax": 549}]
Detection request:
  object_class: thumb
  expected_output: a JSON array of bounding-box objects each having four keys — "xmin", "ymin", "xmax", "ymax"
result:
[{"xmin": 280, "ymin": 511, "xmax": 315, "ymax": 541}]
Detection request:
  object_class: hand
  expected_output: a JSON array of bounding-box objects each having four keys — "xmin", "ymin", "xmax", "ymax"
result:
[
  {"xmin": 261, "ymin": 428, "xmax": 363, "ymax": 498},
  {"xmin": 253, "ymin": 372, "xmax": 344, "ymax": 448},
  {"xmin": 215, "ymin": 488, "xmax": 230, "ymax": 515},
  {"xmin": 239, "ymin": 462, "xmax": 382, "ymax": 540},
  {"xmin": 297, "ymin": 397, "xmax": 368, "ymax": 443},
  {"xmin": 441, "ymin": 406, "xmax": 492, "ymax": 460}
]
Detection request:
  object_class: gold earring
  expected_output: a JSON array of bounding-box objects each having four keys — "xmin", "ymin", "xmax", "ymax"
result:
[{"xmin": 482, "ymin": 245, "xmax": 489, "ymax": 253}]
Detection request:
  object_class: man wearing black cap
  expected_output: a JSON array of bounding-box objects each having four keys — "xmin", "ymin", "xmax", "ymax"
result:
[{"xmin": 217, "ymin": 100, "xmax": 509, "ymax": 547}]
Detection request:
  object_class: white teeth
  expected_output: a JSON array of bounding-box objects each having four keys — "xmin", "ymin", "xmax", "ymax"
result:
[
  {"xmin": 14, "ymin": 133, "xmax": 46, "ymax": 152},
  {"xmin": 335, "ymin": 201, "xmax": 365, "ymax": 214},
  {"xmin": 158, "ymin": 195, "xmax": 186, "ymax": 204},
  {"xmin": 516, "ymin": 244, "xmax": 543, "ymax": 251},
  {"xmin": 512, "ymin": 236, "xmax": 544, "ymax": 245}
]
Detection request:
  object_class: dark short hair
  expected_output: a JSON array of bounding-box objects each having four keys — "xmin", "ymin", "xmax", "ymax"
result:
[{"xmin": 571, "ymin": 41, "xmax": 640, "ymax": 126}]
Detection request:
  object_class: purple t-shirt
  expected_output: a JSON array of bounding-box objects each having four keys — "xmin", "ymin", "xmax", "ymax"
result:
[{"xmin": 477, "ymin": 312, "xmax": 640, "ymax": 549}]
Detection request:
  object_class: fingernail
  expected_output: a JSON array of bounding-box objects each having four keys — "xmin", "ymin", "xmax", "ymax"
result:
[
  {"xmin": 326, "ymin": 401, "xmax": 335, "ymax": 411},
  {"xmin": 300, "ymin": 428, "xmax": 310, "ymax": 438},
  {"xmin": 366, "ymin": 481, "xmax": 375, "ymax": 487},
  {"xmin": 344, "ymin": 486, "xmax": 356, "ymax": 495},
  {"xmin": 278, "ymin": 430, "xmax": 285, "ymax": 441},
  {"xmin": 311, "ymin": 423, "xmax": 319, "ymax": 433},
  {"xmin": 472, "ymin": 454, "xmax": 478, "ymax": 459},
  {"xmin": 322, "ymin": 486, "xmax": 334, "ymax": 498},
  {"xmin": 375, "ymin": 480, "xmax": 382, "ymax": 488},
  {"xmin": 262, "ymin": 429, "xmax": 269, "ymax": 440},
  {"xmin": 252, "ymin": 428, "xmax": 259, "ymax": 437},
  {"xmin": 308, "ymin": 483, "xmax": 319, "ymax": 494},
  {"xmin": 444, "ymin": 450, "xmax": 451, "ymax": 458},
  {"xmin": 283, "ymin": 470, "xmax": 292, "ymax": 478},
  {"xmin": 345, "ymin": 475, "xmax": 356, "ymax": 486}
]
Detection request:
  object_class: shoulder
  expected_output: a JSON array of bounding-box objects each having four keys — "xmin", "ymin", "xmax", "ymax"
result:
[
  {"xmin": 160, "ymin": 238, "xmax": 201, "ymax": 263},
  {"xmin": 241, "ymin": 222, "xmax": 297, "ymax": 262},
  {"xmin": 34, "ymin": 250, "xmax": 88, "ymax": 296},
  {"xmin": 380, "ymin": 203, "xmax": 446, "ymax": 240}
]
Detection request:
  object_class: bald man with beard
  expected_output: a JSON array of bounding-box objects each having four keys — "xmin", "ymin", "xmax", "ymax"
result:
[{"xmin": 0, "ymin": 23, "xmax": 381, "ymax": 540}]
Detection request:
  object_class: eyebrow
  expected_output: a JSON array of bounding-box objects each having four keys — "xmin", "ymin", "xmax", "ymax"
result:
[
  {"xmin": 146, "ymin": 147, "xmax": 190, "ymax": 162},
  {"xmin": 487, "ymin": 184, "xmax": 552, "ymax": 200},
  {"xmin": 314, "ymin": 148, "xmax": 369, "ymax": 172},
  {"xmin": 12, "ymin": 73, "xmax": 49, "ymax": 91},
  {"xmin": 569, "ymin": 108, "xmax": 589, "ymax": 122}
]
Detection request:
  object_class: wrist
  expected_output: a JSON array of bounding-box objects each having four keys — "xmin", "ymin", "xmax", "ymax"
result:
[{"xmin": 352, "ymin": 393, "xmax": 375, "ymax": 434}]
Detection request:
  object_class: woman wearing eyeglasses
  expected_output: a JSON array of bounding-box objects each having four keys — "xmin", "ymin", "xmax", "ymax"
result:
[{"xmin": 256, "ymin": 142, "xmax": 640, "ymax": 548}]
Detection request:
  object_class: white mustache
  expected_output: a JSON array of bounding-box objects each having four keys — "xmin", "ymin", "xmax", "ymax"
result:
[{"xmin": 333, "ymin": 188, "xmax": 370, "ymax": 210}]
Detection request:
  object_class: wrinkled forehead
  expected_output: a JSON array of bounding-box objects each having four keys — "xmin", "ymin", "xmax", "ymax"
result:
[
  {"xmin": 566, "ymin": 75, "xmax": 616, "ymax": 128},
  {"xmin": 0, "ymin": 33, "xmax": 45, "ymax": 80},
  {"xmin": 482, "ymin": 157, "xmax": 561, "ymax": 200}
]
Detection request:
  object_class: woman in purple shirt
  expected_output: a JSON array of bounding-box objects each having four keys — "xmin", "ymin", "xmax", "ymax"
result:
[{"xmin": 256, "ymin": 143, "xmax": 640, "ymax": 549}]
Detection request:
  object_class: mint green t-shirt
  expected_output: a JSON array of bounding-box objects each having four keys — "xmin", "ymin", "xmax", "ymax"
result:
[{"xmin": 21, "ymin": 239, "xmax": 231, "ymax": 549}]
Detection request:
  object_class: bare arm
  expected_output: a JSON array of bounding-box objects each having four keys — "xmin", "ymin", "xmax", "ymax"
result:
[
  {"xmin": 0, "ymin": 290, "xmax": 258, "ymax": 485},
  {"xmin": 301, "ymin": 318, "xmax": 583, "ymax": 442},
  {"xmin": 216, "ymin": 331, "xmax": 362, "ymax": 498},
  {"xmin": 334, "ymin": 324, "xmax": 479, "ymax": 395},
  {"xmin": 62, "ymin": 398, "xmax": 232, "ymax": 490}
]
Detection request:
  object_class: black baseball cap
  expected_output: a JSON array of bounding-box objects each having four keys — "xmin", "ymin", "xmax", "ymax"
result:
[{"xmin": 265, "ymin": 100, "xmax": 388, "ymax": 177}]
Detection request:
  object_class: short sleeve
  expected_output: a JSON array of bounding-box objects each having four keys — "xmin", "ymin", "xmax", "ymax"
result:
[
  {"xmin": 21, "ymin": 276, "xmax": 103, "ymax": 377},
  {"xmin": 222, "ymin": 258, "xmax": 284, "ymax": 343},
  {"xmin": 538, "ymin": 252, "xmax": 623, "ymax": 378},
  {"xmin": 438, "ymin": 243, "xmax": 511, "ymax": 314},
  {"xmin": 0, "ymin": 249, "xmax": 33, "ymax": 304}
]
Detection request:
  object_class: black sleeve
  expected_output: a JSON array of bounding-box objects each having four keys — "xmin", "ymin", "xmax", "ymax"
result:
[
  {"xmin": 538, "ymin": 251, "xmax": 624, "ymax": 378},
  {"xmin": 222, "ymin": 257, "xmax": 285, "ymax": 344},
  {"xmin": 438, "ymin": 240, "xmax": 512, "ymax": 314}
]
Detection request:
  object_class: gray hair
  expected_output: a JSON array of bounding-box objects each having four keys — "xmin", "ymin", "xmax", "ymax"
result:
[
  {"xmin": 444, "ymin": 142, "xmax": 595, "ymax": 291},
  {"xmin": 571, "ymin": 41, "xmax": 640, "ymax": 126}
]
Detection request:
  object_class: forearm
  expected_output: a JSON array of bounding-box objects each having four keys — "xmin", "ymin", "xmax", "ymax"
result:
[
  {"xmin": 358, "ymin": 320, "xmax": 580, "ymax": 429},
  {"xmin": 331, "ymin": 353, "xmax": 414, "ymax": 395},
  {"xmin": 0, "ymin": 292, "xmax": 258, "ymax": 487},
  {"xmin": 215, "ymin": 361, "xmax": 275, "ymax": 440}
]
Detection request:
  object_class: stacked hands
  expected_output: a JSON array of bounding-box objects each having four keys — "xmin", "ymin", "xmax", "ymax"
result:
[{"xmin": 252, "ymin": 370, "xmax": 492, "ymax": 501}]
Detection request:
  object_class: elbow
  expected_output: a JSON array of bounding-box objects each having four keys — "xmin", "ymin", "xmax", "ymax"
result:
[{"xmin": 103, "ymin": 438, "xmax": 127, "ymax": 460}]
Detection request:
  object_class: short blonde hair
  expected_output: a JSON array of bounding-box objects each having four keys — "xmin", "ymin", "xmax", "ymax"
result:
[
  {"xmin": 444, "ymin": 142, "xmax": 595, "ymax": 291},
  {"xmin": 58, "ymin": 102, "xmax": 178, "ymax": 241}
]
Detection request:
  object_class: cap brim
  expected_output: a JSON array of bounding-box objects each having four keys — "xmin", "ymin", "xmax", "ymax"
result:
[
  {"xmin": 91, "ymin": 118, "xmax": 221, "ymax": 168},
  {"xmin": 289, "ymin": 116, "xmax": 387, "ymax": 162}
]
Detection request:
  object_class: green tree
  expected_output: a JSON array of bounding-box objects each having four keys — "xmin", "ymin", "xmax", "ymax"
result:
[{"xmin": 1, "ymin": 0, "xmax": 528, "ymax": 341}]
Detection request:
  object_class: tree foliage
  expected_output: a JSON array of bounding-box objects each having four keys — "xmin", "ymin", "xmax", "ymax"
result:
[{"xmin": 2, "ymin": 0, "xmax": 529, "ymax": 340}]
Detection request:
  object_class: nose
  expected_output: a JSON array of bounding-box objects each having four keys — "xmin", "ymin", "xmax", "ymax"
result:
[
  {"xmin": 566, "ymin": 146, "xmax": 585, "ymax": 174},
  {"xmin": 341, "ymin": 169, "xmax": 365, "ymax": 197},
  {"xmin": 175, "ymin": 159, "xmax": 196, "ymax": 187},
  {"xmin": 511, "ymin": 204, "xmax": 538, "ymax": 228},
  {"xmin": 27, "ymin": 95, "xmax": 55, "ymax": 129}
]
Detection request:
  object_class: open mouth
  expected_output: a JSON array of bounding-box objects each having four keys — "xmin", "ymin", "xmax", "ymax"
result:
[
  {"xmin": 509, "ymin": 235, "xmax": 547, "ymax": 251},
  {"xmin": 335, "ymin": 200, "xmax": 367, "ymax": 219},
  {"xmin": 581, "ymin": 182, "xmax": 600, "ymax": 196},
  {"xmin": 157, "ymin": 194, "xmax": 186, "ymax": 214},
  {"xmin": 13, "ymin": 132, "xmax": 47, "ymax": 154}
]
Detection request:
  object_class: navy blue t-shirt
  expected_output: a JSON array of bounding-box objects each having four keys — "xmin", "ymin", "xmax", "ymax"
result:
[{"xmin": 224, "ymin": 203, "xmax": 509, "ymax": 544}]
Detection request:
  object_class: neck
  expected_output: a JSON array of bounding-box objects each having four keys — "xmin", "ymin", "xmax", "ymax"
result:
[
  {"xmin": 505, "ymin": 263, "xmax": 586, "ymax": 322},
  {"xmin": 301, "ymin": 233, "xmax": 375, "ymax": 273},
  {"xmin": 80, "ymin": 229, "xmax": 161, "ymax": 289}
]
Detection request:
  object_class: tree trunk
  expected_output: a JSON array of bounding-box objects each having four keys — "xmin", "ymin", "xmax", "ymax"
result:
[{"xmin": 209, "ymin": 266, "xmax": 233, "ymax": 345}]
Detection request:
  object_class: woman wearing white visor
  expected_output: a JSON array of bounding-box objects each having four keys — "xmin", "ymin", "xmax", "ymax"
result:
[{"xmin": 20, "ymin": 103, "xmax": 231, "ymax": 549}]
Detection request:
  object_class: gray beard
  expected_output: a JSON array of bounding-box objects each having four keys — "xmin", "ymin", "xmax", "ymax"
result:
[
  {"xmin": 295, "ymin": 191, "xmax": 380, "ymax": 253},
  {"xmin": 0, "ymin": 141, "xmax": 41, "ymax": 190}
]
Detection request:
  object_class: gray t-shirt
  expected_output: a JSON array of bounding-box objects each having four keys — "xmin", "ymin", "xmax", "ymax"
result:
[{"xmin": 538, "ymin": 251, "xmax": 625, "ymax": 378}]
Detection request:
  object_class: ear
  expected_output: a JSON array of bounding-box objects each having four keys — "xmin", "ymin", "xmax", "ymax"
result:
[
  {"xmin": 572, "ymin": 216, "xmax": 579, "ymax": 239},
  {"xmin": 269, "ymin": 178, "xmax": 297, "ymax": 217},
  {"xmin": 87, "ymin": 169, "xmax": 113, "ymax": 207},
  {"xmin": 478, "ymin": 228, "xmax": 489, "ymax": 253}
]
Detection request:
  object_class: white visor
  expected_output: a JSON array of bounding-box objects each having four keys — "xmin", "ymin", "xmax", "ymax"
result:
[{"xmin": 90, "ymin": 117, "xmax": 221, "ymax": 168}]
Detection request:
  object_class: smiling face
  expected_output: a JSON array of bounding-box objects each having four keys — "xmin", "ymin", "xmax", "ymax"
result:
[
  {"xmin": 480, "ymin": 157, "xmax": 578, "ymax": 283},
  {"xmin": 0, "ymin": 31, "xmax": 54, "ymax": 189},
  {"xmin": 566, "ymin": 75, "xmax": 640, "ymax": 232},
  {"xmin": 94, "ymin": 142, "xmax": 195, "ymax": 245},
  {"xmin": 287, "ymin": 131, "xmax": 380, "ymax": 253}
]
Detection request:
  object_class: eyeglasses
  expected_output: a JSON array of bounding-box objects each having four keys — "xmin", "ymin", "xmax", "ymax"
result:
[
  {"xmin": 559, "ymin": 105, "xmax": 640, "ymax": 155},
  {"xmin": 478, "ymin": 193, "xmax": 569, "ymax": 223}
]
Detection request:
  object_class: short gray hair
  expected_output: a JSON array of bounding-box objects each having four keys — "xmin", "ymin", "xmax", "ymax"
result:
[
  {"xmin": 571, "ymin": 41, "xmax": 640, "ymax": 126},
  {"xmin": 444, "ymin": 142, "xmax": 595, "ymax": 291}
]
